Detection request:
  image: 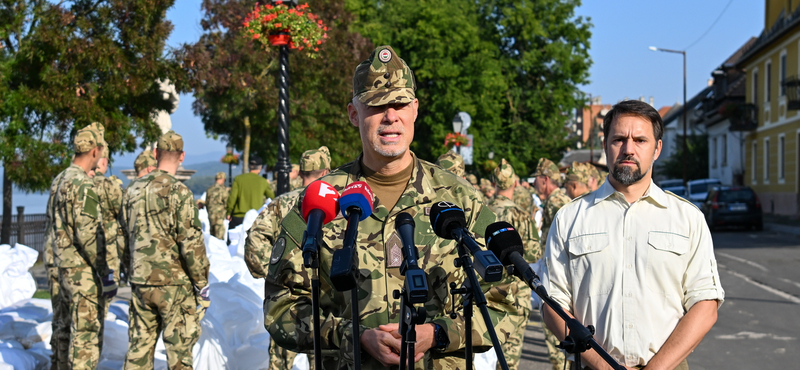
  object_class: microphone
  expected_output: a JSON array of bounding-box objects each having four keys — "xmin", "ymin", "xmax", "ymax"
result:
[
  {"xmin": 429, "ymin": 201, "xmax": 504, "ymax": 282},
  {"xmin": 484, "ymin": 221, "xmax": 541, "ymax": 290},
  {"xmin": 395, "ymin": 213, "xmax": 428, "ymax": 303},
  {"xmin": 301, "ymin": 180, "xmax": 340, "ymax": 268},
  {"xmin": 330, "ymin": 181, "xmax": 374, "ymax": 291}
]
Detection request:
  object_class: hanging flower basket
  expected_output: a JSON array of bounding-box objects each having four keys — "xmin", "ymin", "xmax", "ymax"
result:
[
  {"xmin": 443, "ymin": 132, "xmax": 469, "ymax": 149},
  {"xmin": 243, "ymin": 2, "xmax": 329, "ymax": 58},
  {"xmin": 221, "ymin": 153, "xmax": 240, "ymax": 165}
]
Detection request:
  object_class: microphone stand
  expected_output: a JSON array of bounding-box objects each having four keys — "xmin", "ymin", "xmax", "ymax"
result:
[
  {"xmin": 509, "ymin": 265, "xmax": 626, "ymax": 370},
  {"xmin": 450, "ymin": 240, "xmax": 510, "ymax": 370},
  {"xmin": 302, "ymin": 228, "xmax": 323, "ymax": 370},
  {"xmin": 393, "ymin": 278, "xmax": 427, "ymax": 370},
  {"xmin": 329, "ymin": 209, "xmax": 363, "ymax": 369}
]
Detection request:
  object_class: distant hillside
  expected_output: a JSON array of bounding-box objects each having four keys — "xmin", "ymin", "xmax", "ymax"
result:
[{"xmin": 184, "ymin": 161, "xmax": 239, "ymax": 196}]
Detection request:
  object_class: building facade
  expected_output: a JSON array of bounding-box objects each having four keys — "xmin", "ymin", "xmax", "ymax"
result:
[{"xmin": 738, "ymin": 0, "xmax": 800, "ymax": 216}]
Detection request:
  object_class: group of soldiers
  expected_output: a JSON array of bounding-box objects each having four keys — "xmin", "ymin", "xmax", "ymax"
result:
[{"xmin": 45, "ymin": 124, "xmax": 210, "ymax": 370}]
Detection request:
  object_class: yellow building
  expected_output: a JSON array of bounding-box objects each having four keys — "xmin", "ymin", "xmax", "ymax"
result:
[{"xmin": 739, "ymin": 0, "xmax": 800, "ymax": 216}]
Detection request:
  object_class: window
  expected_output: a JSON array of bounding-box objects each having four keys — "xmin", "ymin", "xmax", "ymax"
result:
[
  {"xmin": 721, "ymin": 134, "xmax": 727, "ymax": 166},
  {"xmin": 779, "ymin": 134, "xmax": 785, "ymax": 181},
  {"xmin": 766, "ymin": 61, "xmax": 772, "ymax": 103},
  {"xmin": 753, "ymin": 70, "xmax": 759, "ymax": 104},
  {"xmin": 764, "ymin": 137, "xmax": 770, "ymax": 183},
  {"xmin": 752, "ymin": 142, "xmax": 758, "ymax": 184},
  {"xmin": 781, "ymin": 53, "xmax": 787, "ymax": 96},
  {"xmin": 712, "ymin": 137, "xmax": 717, "ymax": 168}
]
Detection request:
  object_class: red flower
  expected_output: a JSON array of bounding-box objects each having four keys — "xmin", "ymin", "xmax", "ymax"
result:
[{"xmin": 253, "ymin": 33, "xmax": 260, "ymax": 39}]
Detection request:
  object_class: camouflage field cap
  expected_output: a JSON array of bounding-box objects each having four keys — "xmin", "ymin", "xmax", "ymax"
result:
[
  {"xmin": 480, "ymin": 178, "xmax": 492, "ymax": 192},
  {"xmin": 436, "ymin": 151, "xmax": 465, "ymax": 177},
  {"xmin": 133, "ymin": 150, "xmax": 156, "ymax": 173},
  {"xmin": 533, "ymin": 157, "xmax": 561, "ymax": 185},
  {"xmin": 215, "ymin": 172, "xmax": 226, "ymax": 180},
  {"xmin": 493, "ymin": 158, "xmax": 516, "ymax": 190},
  {"xmin": 300, "ymin": 146, "xmax": 331, "ymax": 171},
  {"xmin": 587, "ymin": 163, "xmax": 601, "ymax": 181},
  {"xmin": 353, "ymin": 45, "xmax": 416, "ymax": 107},
  {"xmin": 566, "ymin": 162, "xmax": 590, "ymax": 185},
  {"xmin": 291, "ymin": 163, "xmax": 300, "ymax": 172},
  {"xmin": 466, "ymin": 174, "xmax": 478, "ymax": 185},
  {"xmin": 74, "ymin": 126, "xmax": 103, "ymax": 154},
  {"xmin": 157, "ymin": 130, "xmax": 183, "ymax": 151}
]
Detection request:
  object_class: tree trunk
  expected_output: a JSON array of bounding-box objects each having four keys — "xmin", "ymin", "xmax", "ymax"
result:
[
  {"xmin": 1, "ymin": 167, "xmax": 12, "ymax": 245},
  {"xmin": 243, "ymin": 116, "xmax": 251, "ymax": 173}
]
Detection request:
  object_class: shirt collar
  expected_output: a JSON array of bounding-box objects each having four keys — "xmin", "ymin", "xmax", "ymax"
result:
[{"xmin": 593, "ymin": 178, "xmax": 668, "ymax": 208}]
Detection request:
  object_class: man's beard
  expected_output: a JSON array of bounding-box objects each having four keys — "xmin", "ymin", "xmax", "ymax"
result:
[{"xmin": 612, "ymin": 156, "xmax": 647, "ymax": 185}]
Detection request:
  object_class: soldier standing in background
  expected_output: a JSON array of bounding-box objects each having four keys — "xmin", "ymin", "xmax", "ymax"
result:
[
  {"xmin": 564, "ymin": 162, "xmax": 593, "ymax": 200},
  {"xmin": 245, "ymin": 146, "xmax": 331, "ymax": 369},
  {"xmin": 94, "ymin": 147, "xmax": 124, "ymax": 284},
  {"xmin": 49, "ymin": 125, "xmax": 117, "ymax": 370},
  {"xmin": 435, "ymin": 151, "xmax": 466, "ymax": 178},
  {"xmin": 205, "ymin": 172, "xmax": 229, "ymax": 240},
  {"xmin": 289, "ymin": 163, "xmax": 303, "ymax": 190},
  {"xmin": 120, "ymin": 131, "xmax": 210, "ymax": 370},
  {"xmin": 531, "ymin": 157, "xmax": 571, "ymax": 370},
  {"xmin": 226, "ymin": 155, "xmax": 275, "ymax": 229},
  {"xmin": 487, "ymin": 159, "xmax": 540, "ymax": 370},
  {"xmin": 133, "ymin": 150, "xmax": 158, "ymax": 179}
]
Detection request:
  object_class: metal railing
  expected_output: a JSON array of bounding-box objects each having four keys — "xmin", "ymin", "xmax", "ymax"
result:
[{"xmin": 0, "ymin": 207, "xmax": 47, "ymax": 261}]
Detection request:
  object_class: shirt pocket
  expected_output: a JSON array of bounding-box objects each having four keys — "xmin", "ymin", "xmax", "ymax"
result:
[
  {"xmin": 646, "ymin": 231, "xmax": 689, "ymax": 297},
  {"xmin": 568, "ymin": 232, "xmax": 613, "ymax": 297}
]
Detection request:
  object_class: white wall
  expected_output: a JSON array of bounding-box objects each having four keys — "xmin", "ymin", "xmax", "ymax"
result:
[{"xmin": 707, "ymin": 120, "xmax": 745, "ymax": 185}]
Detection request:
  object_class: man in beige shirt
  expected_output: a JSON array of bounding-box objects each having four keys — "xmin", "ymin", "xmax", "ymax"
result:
[{"xmin": 541, "ymin": 100, "xmax": 724, "ymax": 370}]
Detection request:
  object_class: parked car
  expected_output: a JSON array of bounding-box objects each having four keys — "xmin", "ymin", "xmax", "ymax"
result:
[
  {"xmin": 701, "ymin": 186, "xmax": 763, "ymax": 231},
  {"xmin": 658, "ymin": 179, "xmax": 684, "ymax": 189},
  {"xmin": 687, "ymin": 178, "xmax": 722, "ymax": 207},
  {"xmin": 663, "ymin": 186, "xmax": 688, "ymax": 199}
]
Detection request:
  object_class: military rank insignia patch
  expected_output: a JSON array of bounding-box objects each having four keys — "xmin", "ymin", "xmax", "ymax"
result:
[{"xmin": 386, "ymin": 231, "xmax": 403, "ymax": 268}]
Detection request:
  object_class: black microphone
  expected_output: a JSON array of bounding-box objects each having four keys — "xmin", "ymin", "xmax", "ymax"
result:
[
  {"xmin": 429, "ymin": 201, "xmax": 504, "ymax": 282},
  {"xmin": 485, "ymin": 221, "xmax": 542, "ymax": 290},
  {"xmin": 395, "ymin": 213, "xmax": 428, "ymax": 303}
]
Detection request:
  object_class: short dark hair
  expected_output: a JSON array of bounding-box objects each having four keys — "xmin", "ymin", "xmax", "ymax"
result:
[
  {"xmin": 156, "ymin": 149, "xmax": 183, "ymax": 162},
  {"xmin": 300, "ymin": 169, "xmax": 328, "ymax": 180},
  {"xmin": 602, "ymin": 100, "xmax": 664, "ymax": 143}
]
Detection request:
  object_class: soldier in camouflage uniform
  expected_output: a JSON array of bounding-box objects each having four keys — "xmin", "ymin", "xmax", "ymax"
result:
[
  {"xmin": 480, "ymin": 177, "xmax": 495, "ymax": 200},
  {"xmin": 205, "ymin": 172, "xmax": 229, "ymax": 239},
  {"xmin": 289, "ymin": 164, "xmax": 303, "ymax": 190},
  {"xmin": 435, "ymin": 151, "xmax": 465, "ymax": 178},
  {"xmin": 465, "ymin": 174, "xmax": 479, "ymax": 192},
  {"xmin": 133, "ymin": 149, "xmax": 157, "ymax": 179},
  {"xmin": 94, "ymin": 147, "xmax": 124, "ymax": 283},
  {"xmin": 49, "ymin": 125, "xmax": 117, "ymax": 370},
  {"xmin": 264, "ymin": 46, "xmax": 517, "ymax": 370},
  {"xmin": 532, "ymin": 157, "xmax": 571, "ymax": 370},
  {"xmin": 487, "ymin": 159, "xmax": 541, "ymax": 370},
  {"xmin": 120, "ymin": 131, "xmax": 210, "ymax": 370},
  {"xmin": 245, "ymin": 146, "xmax": 331, "ymax": 369},
  {"xmin": 564, "ymin": 162, "xmax": 592, "ymax": 200}
]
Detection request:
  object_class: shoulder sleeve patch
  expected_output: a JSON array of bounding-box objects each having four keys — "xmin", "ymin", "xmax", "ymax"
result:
[
  {"xmin": 470, "ymin": 206, "xmax": 497, "ymax": 238},
  {"xmin": 82, "ymin": 188, "xmax": 100, "ymax": 219},
  {"xmin": 279, "ymin": 207, "xmax": 307, "ymax": 247}
]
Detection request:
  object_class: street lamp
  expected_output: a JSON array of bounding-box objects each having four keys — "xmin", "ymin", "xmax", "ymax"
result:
[
  {"xmin": 226, "ymin": 143, "xmax": 233, "ymax": 187},
  {"xmin": 452, "ymin": 114, "xmax": 463, "ymax": 155},
  {"xmin": 272, "ymin": 0, "xmax": 298, "ymax": 196},
  {"xmin": 650, "ymin": 46, "xmax": 688, "ymax": 186}
]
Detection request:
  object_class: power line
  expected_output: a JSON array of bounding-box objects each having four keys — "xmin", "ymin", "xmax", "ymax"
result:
[{"xmin": 684, "ymin": 0, "xmax": 735, "ymax": 50}]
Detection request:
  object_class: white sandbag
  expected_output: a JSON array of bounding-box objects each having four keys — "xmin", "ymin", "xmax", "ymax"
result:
[
  {"xmin": 100, "ymin": 319, "xmax": 129, "ymax": 363},
  {"xmin": 475, "ymin": 348, "xmax": 498, "ymax": 369},
  {"xmin": 204, "ymin": 235, "xmax": 237, "ymax": 285},
  {"xmin": 0, "ymin": 347, "xmax": 37, "ymax": 370},
  {"xmin": 0, "ymin": 299, "xmax": 52, "ymax": 324},
  {"xmin": 0, "ymin": 244, "xmax": 39, "ymax": 310},
  {"xmin": 19, "ymin": 322, "xmax": 50, "ymax": 349},
  {"xmin": 198, "ymin": 208, "xmax": 210, "ymax": 235}
]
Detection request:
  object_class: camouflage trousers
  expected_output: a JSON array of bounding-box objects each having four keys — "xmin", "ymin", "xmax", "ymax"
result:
[
  {"xmin": 209, "ymin": 216, "xmax": 225, "ymax": 240},
  {"xmin": 53, "ymin": 266, "xmax": 106, "ymax": 370},
  {"xmin": 268, "ymin": 336, "xmax": 299, "ymax": 369},
  {"xmin": 48, "ymin": 266, "xmax": 68, "ymax": 370},
  {"xmin": 125, "ymin": 284, "xmax": 201, "ymax": 370},
  {"xmin": 498, "ymin": 283, "xmax": 532, "ymax": 370},
  {"xmin": 543, "ymin": 325, "xmax": 570, "ymax": 370}
]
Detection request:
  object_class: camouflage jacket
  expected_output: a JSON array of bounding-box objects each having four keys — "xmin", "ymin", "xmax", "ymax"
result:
[
  {"xmin": 264, "ymin": 154, "xmax": 518, "ymax": 370},
  {"xmin": 44, "ymin": 170, "xmax": 68, "ymax": 269},
  {"xmin": 541, "ymin": 188, "xmax": 570, "ymax": 242},
  {"xmin": 49, "ymin": 164, "xmax": 109, "ymax": 274},
  {"xmin": 205, "ymin": 183, "xmax": 229, "ymax": 220},
  {"xmin": 512, "ymin": 186, "xmax": 537, "ymax": 217},
  {"xmin": 120, "ymin": 169, "xmax": 209, "ymax": 288},
  {"xmin": 487, "ymin": 194, "xmax": 541, "ymax": 263},
  {"xmin": 244, "ymin": 187, "xmax": 303, "ymax": 279},
  {"xmin": 94, "ymin": 171, "xmax": 123, "ymax": 277}
]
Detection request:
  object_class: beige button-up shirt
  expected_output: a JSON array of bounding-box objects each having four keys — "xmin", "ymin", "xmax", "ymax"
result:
[{"xmin": 541, "ymin": 179, "xmax": 724, "ymax": 367}]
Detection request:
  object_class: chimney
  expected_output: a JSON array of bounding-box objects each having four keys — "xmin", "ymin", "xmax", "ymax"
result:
[
  {"xmin": 649, "ymin": 96, "xmax": 654, "ymax": 106},
  {"xmin": 639, "ymin": 95, "xmax": 645, "ymax": 102}
]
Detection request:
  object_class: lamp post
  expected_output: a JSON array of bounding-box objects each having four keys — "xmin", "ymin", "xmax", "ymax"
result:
[
  {"xmin": 226, "ymin": 143, "xmax": 234, "ymax": 187},
  {"xmin": 649, "ymin": 46, "xmax": 687, "ymax": 186},
  {"xmin": 452, "ymin": 114, "xmax": 463, "ymax": 155},
  {"xmin": 273, "ymin": 0, "xmax": 298, "ymax": 196}
]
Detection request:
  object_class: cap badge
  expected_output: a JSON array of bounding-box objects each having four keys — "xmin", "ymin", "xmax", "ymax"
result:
[{"xmin": 378, "ymin": 48, "xmax": 392, "ymax": 63}]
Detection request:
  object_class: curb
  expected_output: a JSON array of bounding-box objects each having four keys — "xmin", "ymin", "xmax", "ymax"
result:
[{"xmin": 765, "ymin": 223, "xmax": 800, "ymax": 236}]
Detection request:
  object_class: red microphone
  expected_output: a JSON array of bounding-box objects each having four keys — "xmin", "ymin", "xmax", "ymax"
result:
[{"xmin": 301, "ymin": 180, "xmax": 340, "ymax": 268}]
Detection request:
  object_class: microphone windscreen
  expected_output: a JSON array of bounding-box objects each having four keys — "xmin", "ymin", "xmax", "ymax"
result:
[
  {"xmin": 485, "ymin": 221, "xmax": 524, "ymax": 266},
  {"xmin": 396, "ymin": 212, "xmax": 415, "ymax": 228},
  {"xmin": 339, "ymin": 181, "xmax": 374, "ymax": 221},
  {"xmin": 302, "ymin": 180, "xmax": 340, "ymax": 224},
  {"xmin": 429, "ymin": 201, "xmax": 467, "ymax": 239}
]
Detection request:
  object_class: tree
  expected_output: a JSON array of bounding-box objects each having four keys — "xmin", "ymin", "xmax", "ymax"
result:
[
  {"xmin": 346, "ymin": 0, "xmax": 592, "ymax": 176},
  {"xmin": 657, "ymin": 134, "xmax": 709, "ymax": 181},
  {"xmin": 179, "ymin": 0, "xmax": 372, "ymax": 171}
]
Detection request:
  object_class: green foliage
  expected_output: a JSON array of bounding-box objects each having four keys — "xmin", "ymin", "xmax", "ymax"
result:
[
  {"xmin": 179, "ymin": 0, "xmax": 371, "ymax": 171},
  {"xmin": 243, "ymin": 2, "xmax": 329, "ymax": 58},
  {"xmin": 657, "ymin": 134, "xmax": 709, "ymax": 180},
  {"xmin": 1, "ymin": 0, "xmax": 187, "ymax": 192},
  {"xmin": 346, "ymin": 0, "xmax": 592, "ymax": 177}
]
